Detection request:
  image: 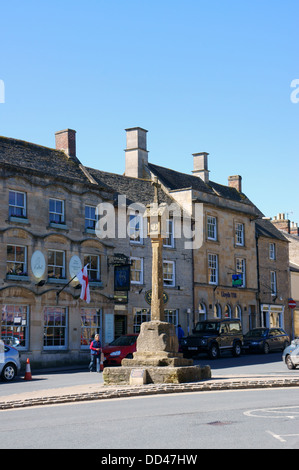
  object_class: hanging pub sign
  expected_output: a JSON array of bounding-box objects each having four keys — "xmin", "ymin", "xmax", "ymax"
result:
[
  {"xmin": 232, "ymin": 274, "xmax": 243, "ymax": 287},
  {"xmin": 114, "ymin": 264, "xmax": 131, "ymax": 291}
]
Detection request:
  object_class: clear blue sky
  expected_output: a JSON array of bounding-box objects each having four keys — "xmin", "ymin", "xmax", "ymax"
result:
[{"xmin": 1, "ymin": 0, "xmax": 298, "ymax": 224}]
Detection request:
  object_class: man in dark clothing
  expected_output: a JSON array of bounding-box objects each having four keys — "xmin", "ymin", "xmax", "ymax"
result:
[{"xmin": 89, "ymin": 334, "xmax": 102, "ymax": 372}]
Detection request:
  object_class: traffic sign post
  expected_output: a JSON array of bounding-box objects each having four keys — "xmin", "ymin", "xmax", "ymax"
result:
[{"xmin": 288, "ymin": 298, "xmax": 297, "ymax": 309}]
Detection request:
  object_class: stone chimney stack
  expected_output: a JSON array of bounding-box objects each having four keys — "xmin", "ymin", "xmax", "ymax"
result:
[
  {"xmin": 55, "ymin": 129, "xmax": 76, "ymax": 159},
  {"xmin": 290, "ymin": 222, "xmax": 299, "ymax": 236},
  {"xmin": 192, "ymin": 152, "xmax": 210, "ymax": 183},
  {"xmin": 125, "ymin": 127, "xmax": 149, "ymax": 178},
  {"xmin": 228, "ymin": 175, "xmax": 242, "ymax": 192},
  {"xmin": 271, "ymin": 213, "xmax": 291, "ymax": 233}
]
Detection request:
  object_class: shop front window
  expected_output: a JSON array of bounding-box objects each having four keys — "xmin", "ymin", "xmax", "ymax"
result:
[
  {"xmin": 1, "ymin": 304, "xmax": 29, "ymax": 349},
  {"xmin": 80, "ymin": 308, "xmax": 102, "ymax": 348},
  {"xmin": 43, "ymin": 307, "xmax": 67, "ymax": 349},
  {"xmin": 133, "ymin": 308, "xmax": 151, "ymax": 333}
]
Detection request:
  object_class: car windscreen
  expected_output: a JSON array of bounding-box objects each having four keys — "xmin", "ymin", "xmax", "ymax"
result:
[
  {"xmin": 194, "ymin": 322, "xmax": 220, "ymax": 333},
  {"xmin": 245, "ymin": 329, "xmax": 267, "ymax": 338},
  {"xmin": 109, "ymin": 336, "xmax": 137, "ymax": 346}
]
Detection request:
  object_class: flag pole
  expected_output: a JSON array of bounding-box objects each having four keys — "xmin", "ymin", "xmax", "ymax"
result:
[{"xmin": 56, "ymin": 265, "xmax": 89, "ymax": 304}]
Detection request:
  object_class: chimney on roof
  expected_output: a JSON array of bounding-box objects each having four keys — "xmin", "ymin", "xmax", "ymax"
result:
[
  {"xmin": 55, "ymin": 129, "xmax": 76, "ymax": 159},
  {"xmin": 228, "ymin": 175, "xmax": 242, "ymax": 192},
  {"xmin": 290, "ymin": 222, "xmax": 299, "ymax": 236},
  {"xmin": 192, "ymin": 152, "xmax": 210, "ymax": 183},
  {"xmin": 271, "ymin": 213, "xmax": 290, "ymax": 234},
  {"xmin": 125, "ymin": 127, "xmax": 149, "ymax": 178}
]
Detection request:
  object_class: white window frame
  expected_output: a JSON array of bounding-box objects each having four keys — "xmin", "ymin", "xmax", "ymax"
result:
[
  {"xmin": 269, "ymin": 243, "xmax": 276, "ymax": 260},
  {"xmin": 48, "ymin": 249, "xmax": 66, "ymax": 279},
  {"xmin": 164, "ymin": 309, "xmax": 178, "ymax": 325},
  {"xmin": 49, "ymin": 198, "xmax": 65, "ymax": 224},
  {"xmin": 133, "ymin": 308, "xmax": 151, "ymax": 333},
  {"xmin": 235, "ymin": 223, "xmax": 244, "ymax": 246},
  {"xmin": 84, "ymin": 254, "xmax": 101, "ymax": 281},
  {"xmin": 163, "ymin": 260, "xmax": 175, "ymax": 287},
  {"xmin": 0, "ymin": 304, "xmax": 29, "ymax": 350},
  {"xmin": 85, "ymin": 205, "xmax": 98, "ymax": 230},
  {"xmin": 163, "ymin": 219, "xmax": 174, "ymax": 248},
  {"xmin": 9, "ymin": 190, "xmax": 26, "ymax": 218},
  {"xmin": 236, "ymin": 257, "xmax": 246, "ymax": 287},
  {"xmin": 129, "ymin": 212, "xmax": 143, "ymax": 244},
  {"xmin": 7, "ymin": 245, "xmax": 27, "ymax": 276},
  {"xmin": 130, "ymin": 257, "xmax": 144, "ymax": 285},
  {"xmin": 208, "ymin": 253, "xmax": 218, "ymax": 285},
  {"xmin": 270, "ymin": 271, "xmax": 277, "ymax": 296},
  {"xmin": 43, "ymin": 306, "xmax": 68, "ymax": 350},
  {"xmin": 207, "ymin": 216, "xmax": 217, "ymax": 241}
]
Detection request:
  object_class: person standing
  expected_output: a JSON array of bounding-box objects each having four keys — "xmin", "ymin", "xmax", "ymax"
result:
[{"xmin": 89, "ymin": 334, "xmax": 102, "ymax": 372}]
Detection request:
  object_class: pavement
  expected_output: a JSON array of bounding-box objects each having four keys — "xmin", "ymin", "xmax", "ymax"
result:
[{"xmin": 1, "ymin": 371, "xmax": 299, "ymax": 410}]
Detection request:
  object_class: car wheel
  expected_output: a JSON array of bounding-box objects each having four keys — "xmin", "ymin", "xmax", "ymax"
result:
[
  {"xmin": 208, "ymin": 344, "xmax": 219, "ymax": 359},
  {"xmin": 285, "ymin": 355, "xmax": 296, "ymax": 370},
  {"xmin": 263, "ymin": 342, "xmax": 270, "ymax": 354},
  {"xmin": 1, "ymin": 363, "xmax": 17, "ymax": 382},
  {"xmin": 125, "ymin": 353, "xmax": 133, "ymax": 359},
  {"xmin": 232, "ymin": 342, "xmax": 242, "ymax": 357}
]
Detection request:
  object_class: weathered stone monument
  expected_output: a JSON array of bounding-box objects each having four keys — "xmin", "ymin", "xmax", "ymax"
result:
[{"xmin": 103, "ymin": 178, "xmax": 211, "ymax": 385}]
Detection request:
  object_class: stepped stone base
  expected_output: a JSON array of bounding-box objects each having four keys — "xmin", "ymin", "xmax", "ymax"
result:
[
  {"xmin": 103, "ymin": 321, "xmax": 211, "ymax": 385},
  {"xmin": 103, "ymin": 364, "xmax": 211, "ymax": 385}
]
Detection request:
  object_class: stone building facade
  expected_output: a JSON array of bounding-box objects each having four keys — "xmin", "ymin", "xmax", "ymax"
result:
[
  {"xmin": 0, "ymin": 127, "xmax": 293, "ymax": 369},
  {"xmin": 0, "ymin": 129, "xmax": 193, "ymax": 368},
  {"xmin": 271, "ymin": 212, "xmax": 299, "ymax": 338},
  {"xmin": 256, "ymin": 218, "xmax": 290, "ymax": 334}
]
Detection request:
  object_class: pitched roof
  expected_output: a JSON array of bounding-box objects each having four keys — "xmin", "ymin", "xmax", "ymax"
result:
[
  {"xmin": 86, "ymin": 167, "xmax": 175, "ymax": 207},
  {"xmin": 148, "ymin": 162, "xmax": 254, "ymax": 206},
  {"xmin": 255, "ymin": 217, "xmax": 288, "ymax": 242},
  {"xmin": 0, "ymin": 136, "xmax": 110, "ymax": 190}
]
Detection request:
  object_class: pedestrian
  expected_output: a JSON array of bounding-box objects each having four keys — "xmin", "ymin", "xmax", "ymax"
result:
[
  {"xmin": 177, "ymin": 324, "xmax": 185, "ymax": 353},
  {"xmin": 89, "ymin": 333, "xmax": 102, "ymax": 372},
  {"xmin": 177, "ymin": 324, "xmax": 185, "ymax": 340}
]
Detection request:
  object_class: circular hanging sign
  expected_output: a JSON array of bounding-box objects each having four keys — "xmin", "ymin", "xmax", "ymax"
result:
[
  {"xmin": 31, "ymin": 250, "xmax": 46, "ymax": 279},
  {"xmin": 145, "ymin": 290, "xmax": 169, "ymax": 306},
  {"xmin": 69, "ymin": 255, "xmax": 82, "ymax": 281}
]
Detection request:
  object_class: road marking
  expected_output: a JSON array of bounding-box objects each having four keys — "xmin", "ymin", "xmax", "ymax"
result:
[
  {"xmin": 267, "ymin": 430, "xmax": 299, "ymax": 443},
  {"xmin": 244, "ymin": 406, "xmax": 299, "ymax": 419}
]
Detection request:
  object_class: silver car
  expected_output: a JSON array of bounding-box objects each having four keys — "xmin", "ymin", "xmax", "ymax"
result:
[
  {"xmin": 282, "ymin": 338, "xmax": 299, "ymax": 370},
  {"xmin": 0, "ymin": 341, "xmax": 21, "ymax": 381}
]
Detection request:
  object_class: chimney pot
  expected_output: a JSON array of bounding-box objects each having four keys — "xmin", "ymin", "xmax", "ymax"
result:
[{"xmin": 55, "ymin": 129, "xmax": 76, "ymax": 159}]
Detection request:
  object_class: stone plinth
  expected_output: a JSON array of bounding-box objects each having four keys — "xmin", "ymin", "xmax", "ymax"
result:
[
  {"xmin": 121, "ymin": 321, "xmax": 192, "ymax": 367},
  {"xmin": 103, "ymin": 320, "xmax": 212, "ymax": 385},
  {"xmin": 103, "ymin": 364, "xmax": 211, "ymax": 385}
]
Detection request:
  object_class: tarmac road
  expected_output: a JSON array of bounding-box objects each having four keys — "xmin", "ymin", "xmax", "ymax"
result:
[{"xmin": 0, "ymin": 351, "xmax": 298, "ymax": 411}]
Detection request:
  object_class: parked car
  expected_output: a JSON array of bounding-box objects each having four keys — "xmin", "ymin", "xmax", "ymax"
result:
[
  {"xmin": 0, "ymin": 342, "xmax": 21, "ymax": 381},
  {"xmin": 282, "ymin": 338, "xmax": 299, "ymax": 369},
  {"xmin": 102, "ymin": 334, "xmax": 138, "ymax": 366},
  {"xmin": 181, "ymin": 319, "xmax": 243, "ymax": 359},
  {"xmin": 243, "ymin": 327, "xmax": 290, "ymax": 354}
]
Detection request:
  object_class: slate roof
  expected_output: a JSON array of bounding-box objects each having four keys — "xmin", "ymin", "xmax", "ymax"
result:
[
  {"xmin": 86, "ymin": 167, "xmax": 175, "ymax": 207},
  {"xmin": 0, "ymin": 136, "xmax": 110, "ymax": 189},
  {"xmin": 148, "ymin": 162, "xmax": 254, "ymax": 206},
  {"xmin": 255, "ymin": 217, "xmax": 288, "ymax": 242}
]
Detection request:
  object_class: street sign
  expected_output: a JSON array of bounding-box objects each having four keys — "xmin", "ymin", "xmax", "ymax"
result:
[{"xmin": 288, "ymin": 298, "xmax": 297, "ymax": 309}]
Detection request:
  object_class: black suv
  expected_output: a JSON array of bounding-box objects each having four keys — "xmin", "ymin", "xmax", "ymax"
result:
[{"xmin": 181, "ymin": 319, "xmax": 243, "ymax": 359}]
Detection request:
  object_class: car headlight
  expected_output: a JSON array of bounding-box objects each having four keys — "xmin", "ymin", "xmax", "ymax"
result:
[{"xmin": 110, "ymin": 350, "xmax": 121, "ymax": 357}]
